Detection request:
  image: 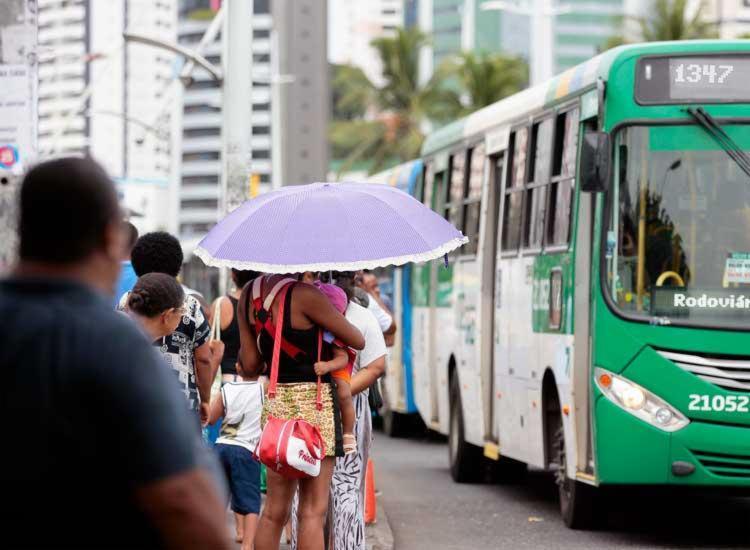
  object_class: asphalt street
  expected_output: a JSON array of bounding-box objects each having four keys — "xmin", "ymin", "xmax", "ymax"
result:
[{"xmin": 371, "ymin": 432, "xmax": 750, "ymax": 550}]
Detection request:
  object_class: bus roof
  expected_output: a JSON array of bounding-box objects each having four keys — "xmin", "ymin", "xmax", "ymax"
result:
[
  {"xmin": 367, "ymin": 159, "xmax": 423, "ymax": 195},
  {"xmin": 421, "ymin": 40, "xmax": 750, "ymax": 157}
]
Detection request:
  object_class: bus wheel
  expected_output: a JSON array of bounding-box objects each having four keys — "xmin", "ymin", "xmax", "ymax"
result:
[
  {"xmin": 449, "ymin": 374, "xmax": 482, "ymax": 483},
  {"xmin": 553, "ymin": 423, "xmax": 597, "ymax": 529},
  {"xmin": 382, "ymin": 409, "xmax": 405, "ymax": 438}
]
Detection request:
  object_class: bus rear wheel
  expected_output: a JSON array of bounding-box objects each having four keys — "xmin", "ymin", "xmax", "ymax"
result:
[
  {"xmin": 553, "ymin": 423, "xmax": 597, "ymax": 529},
  {"xmin": 449, "ymin": 374, "xmax": 482, "ymax": 483}
]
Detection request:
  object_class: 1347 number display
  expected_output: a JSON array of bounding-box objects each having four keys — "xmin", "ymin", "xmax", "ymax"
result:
[{"xmin": 636, "ymin": 55, "xmax": 750, "ymax": 104}]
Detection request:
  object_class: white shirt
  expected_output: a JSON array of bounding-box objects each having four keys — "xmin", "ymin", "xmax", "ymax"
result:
[
  {"xmin": 345, "ymin": 301, "xmax": 387, "ymax": 374},
  {"xmin": 366, "ymin": 292, "xmax": 393, "ymax": 333},
  {"xmin": 216, "ymin": 381, "xmax": 264, "ymax": 452}
]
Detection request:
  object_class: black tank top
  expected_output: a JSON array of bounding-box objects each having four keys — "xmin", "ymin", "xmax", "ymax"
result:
[
  {"xmin": 256, "ymin": 283, "xmax": 330, "ymax": 384},
  {"xmin": 220, "ymin": 295, "xmax": 241, "ymax": 375}
]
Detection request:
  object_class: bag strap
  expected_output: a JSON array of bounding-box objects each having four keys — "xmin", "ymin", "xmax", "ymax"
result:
[
  {"xmin": 315, "ymin": 330, "xmax": 323, "ymax": 411},
  {"xmin": 267, "ymin": 282, "xmax": 323, "ymax": 411},
  {"xmin": 210, "ymin": 297, "xmax": 223, "ymax": 342},
  {"xmin": 268, "ymin": 282, "xmax": 294, "ymax": 399},
  {"xmin": 264, "ymin": 277, "xmax": 297, "ymax": 311}
]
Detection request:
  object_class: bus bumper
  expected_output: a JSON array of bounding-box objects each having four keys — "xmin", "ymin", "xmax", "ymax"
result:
[{"xmin": 596, "ymin": 397, "xmax": 750, "ymax": 486}]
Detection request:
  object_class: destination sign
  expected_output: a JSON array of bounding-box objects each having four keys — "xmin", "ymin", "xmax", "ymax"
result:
[{"xmin": 635, "ymin": 55, "xmax": 750, "ymax": 104}]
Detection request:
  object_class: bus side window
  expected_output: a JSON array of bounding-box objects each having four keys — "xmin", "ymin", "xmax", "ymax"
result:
[
  {"xmin": 462, "ymin": 143, "xmax": 485, "ymax": 257},
  {"xmin": 417, "ymin": 162, "xmax": 430, "ymax": 204},
  {"xmin": 546, "ymin": 108, "xmax": 580, "ymax": 247},
  {"xmin": 424, "ymin": 164, "xmax": 437, "ymax": 210},
  {"xmin": 445, "ymin": 151, "xmax": 466, "ymax": 234},
  {"xmin": 523, "ymin": 118, "xmax": 553, "ymax": 251},
  {"xmin": 501, "ymin": 128, "xmax": 527, "ymax": 255}
]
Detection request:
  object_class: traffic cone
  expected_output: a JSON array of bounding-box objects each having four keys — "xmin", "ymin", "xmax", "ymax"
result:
[{"xmin": 364, "ymin": 458, "xmax": 376, "ymax": 524}]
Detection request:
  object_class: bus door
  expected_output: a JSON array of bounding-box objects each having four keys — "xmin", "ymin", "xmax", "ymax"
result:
[{"xmin": 481, "ymin": 127, "xmax": 509, "ymax": 446}]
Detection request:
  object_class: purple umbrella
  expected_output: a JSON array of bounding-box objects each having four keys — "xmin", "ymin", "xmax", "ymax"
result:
[{"xmin": 194, "ymin": 182, "xmax": 468, "ymax": 273}]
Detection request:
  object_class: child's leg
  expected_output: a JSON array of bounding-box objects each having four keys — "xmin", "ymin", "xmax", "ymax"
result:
[
  {"xmin": 335, "ymin": 379, "xmax": 356, "ymax": 451},
  {"xmin": 241, "ymin": 513, "xmax": 258, "ymax": 550},
  {"xmin": 234, "ymin": 512, "xmax": 244, "ymax": 542}
]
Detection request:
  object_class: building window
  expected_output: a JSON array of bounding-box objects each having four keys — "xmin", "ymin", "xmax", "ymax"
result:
[
  {"xmin": 253, "ymin": 29, "xmax": 271, "ymax": 39},
  {"xmin": 183, "ymin": 152, "xmax": 220, "ymax": 162},
  {"xmin": 252, "ymin": 126, "xmax": 270, "ymax": 135},
  {"xmin": 254, "ymin": 0, "xmax": 270, "ymax": 14},
  {"xmin": 253, "ymin": 102, "xmax": 270, "ymax": 112},
  {"xmin": 183, "ymin": 127, "xmax": 221, "ymax": 138},
  {"xmin": 181, "ymin": 199, "xmax": 217, "ymax": 210},
  {"xmin": 184, "ymin": 104, "xmax": 221, "ymax": 114},
  {"xmin": 253, "ymin": 149, "xmax": 270, "ymax": 159},
  {"xmin": 183, "ymin": 175, "xmax": 219, "ymax": 186},
  {"xmin": 253, "ymin": 53, "xmax": 271, "ymax": 64}
]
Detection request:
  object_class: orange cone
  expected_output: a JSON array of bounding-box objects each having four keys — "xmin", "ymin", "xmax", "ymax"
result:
[{"xmin": 364, "ymin": 458, "xmax": 376, "ymax": 524}]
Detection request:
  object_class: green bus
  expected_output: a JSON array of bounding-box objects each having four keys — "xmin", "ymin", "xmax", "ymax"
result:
[{"xmin": 409, "ymin": 40, "xmax": 750, "ymax": 528}]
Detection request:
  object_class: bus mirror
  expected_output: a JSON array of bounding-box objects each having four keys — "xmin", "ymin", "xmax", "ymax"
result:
[{"xmin": 580, "ymin": 132, "xmax": 611, "ymax": 193}]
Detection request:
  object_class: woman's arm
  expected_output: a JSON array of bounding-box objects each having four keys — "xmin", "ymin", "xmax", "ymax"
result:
[
  {"xmin": 350, "ymin": 355, "xmax": 386, "ymax": 395},
  {"xmin": 236, "ymin": 284, "xmax": 265, "ymax": 376},
  {"xmin": 208, "ymin": 392, "xmax": 225, "ymax": 426},
  {"xmin": 297, "ymin": 285, "xmax": 365, "ymax": 350}
]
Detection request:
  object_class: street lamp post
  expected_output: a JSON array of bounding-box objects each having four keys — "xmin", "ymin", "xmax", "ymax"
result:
[{"xmin": 481, "ymin": 0, "xmax": 571, "ymax": 85}]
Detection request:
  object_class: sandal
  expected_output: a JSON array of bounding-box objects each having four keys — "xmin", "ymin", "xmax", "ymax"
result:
[{"xmin": 343, "ymin": 433, "xmax": 356, "ymax": 455}]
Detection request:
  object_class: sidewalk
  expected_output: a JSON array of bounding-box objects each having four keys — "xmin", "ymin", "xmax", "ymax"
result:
[{"xmin": 229, "ymin": 493, "xmax": 394, "ymax": 549}]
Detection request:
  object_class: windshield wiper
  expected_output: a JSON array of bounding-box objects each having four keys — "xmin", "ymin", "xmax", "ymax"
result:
[{"xmin": 686, "ymin": 107, "xmax": 750, "ymax": 179}]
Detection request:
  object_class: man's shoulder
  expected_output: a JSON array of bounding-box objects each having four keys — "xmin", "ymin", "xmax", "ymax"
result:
[{"xmin": 346, "ymin": 301, "xmax": 378, "ymax": 329}]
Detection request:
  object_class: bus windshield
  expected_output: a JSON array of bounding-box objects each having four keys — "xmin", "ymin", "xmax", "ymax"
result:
[{"xmin": 606, "ymin": 123, "xmax": 750, "ymax": 329}]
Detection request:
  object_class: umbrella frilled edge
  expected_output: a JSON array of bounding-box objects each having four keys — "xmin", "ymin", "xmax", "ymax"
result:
[{"xmin": 193, "ymin": 235, "xmax": 469, "ymax": 274}]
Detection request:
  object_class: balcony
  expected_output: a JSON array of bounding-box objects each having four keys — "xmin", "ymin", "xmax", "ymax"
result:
[
  {"xmin": 181, "ymin": 160, "xmax": 220, "ymax": 177},
  {"xmin": 182, "ymin": 136, "xmax": 221, "ymax": 153}
]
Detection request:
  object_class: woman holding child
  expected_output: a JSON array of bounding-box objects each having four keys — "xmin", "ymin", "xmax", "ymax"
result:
[{"xmin": 237, "ymin": 273, "xmax": 365, "ymax": 550}]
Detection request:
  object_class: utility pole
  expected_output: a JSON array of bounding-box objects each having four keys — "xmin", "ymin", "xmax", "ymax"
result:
[
  {"xmin": 0, "ymin": 0, "xmax": 37, "ymax": 273},
  {"xmin": 219, "ymin": 0, "xmax": 253, "ymax": 291}
]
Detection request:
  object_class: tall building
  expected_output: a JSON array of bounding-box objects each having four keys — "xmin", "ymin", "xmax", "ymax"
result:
[
  {"xmin": 177, "ymin": 0, "xmax": 274, "ymax": 296},
  {"xmin": 418, "ymin": 0, "xmax": 624, "ymax": 80},
  {"xmin": 37, "ymin": 0, "xmax": 176, "ymax": 233},
  {"xmin": 328, "ymin": 0, "xmax": 403, "ymax": 86}
]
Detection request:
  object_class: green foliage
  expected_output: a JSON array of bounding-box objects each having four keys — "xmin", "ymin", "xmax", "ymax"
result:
[
  {"xmin": 639, "ymin": 0, "xmax": 717, "ymax": 41},
  {"xmin": 330, "ymin": 64, "xmax": 376, "ymax": 121},
  {"xmin": 434, "ymin": 51, "xmax": 528, "ymax": 120},
  {"xmin": 607, "ymin": 0, "xmax": 717, "ymax": 47},
  {"xmin": 328, "ymin": 29, "xmax": 528, "ymax": 176}
]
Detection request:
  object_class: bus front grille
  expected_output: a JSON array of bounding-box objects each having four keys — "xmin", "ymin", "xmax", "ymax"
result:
[
  {"xmin": 658, "ymin": 350, "xmax": 750, "ymax": 393},
  {"xmin": 691, "ymin": 449, "xmax": 750, "ymax": 478}
]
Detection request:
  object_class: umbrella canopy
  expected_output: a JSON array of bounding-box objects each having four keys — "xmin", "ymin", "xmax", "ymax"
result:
[{"xmin": 194, "ymin": 182, "xmax": 468, "ymax": 273}]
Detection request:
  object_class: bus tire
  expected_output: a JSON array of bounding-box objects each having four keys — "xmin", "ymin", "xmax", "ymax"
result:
[
  {"xmin": 382, "ymin": 409, "xmax": 406, "ymax": 438},
  {"xmin": 449, "ymin": 374, "xmax": 482, "ymax": 483},
  {"xmin": 553, "ymin": 423, "xmax": 597, "ymax": 529}
]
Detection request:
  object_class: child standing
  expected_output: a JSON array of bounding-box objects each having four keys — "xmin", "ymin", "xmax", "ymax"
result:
[
  {"xmin": 311, "ymin": 282, "xmax": 357, "ymax": 455},
  {"xmin": 209, "ymin": 362, "xmax": 264, "ymax": 549}
]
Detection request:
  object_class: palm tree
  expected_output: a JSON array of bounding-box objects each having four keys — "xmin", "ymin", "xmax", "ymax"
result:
[
  {"xmin": 330, "ymin": 27, "xmax": 445, "ymax": 176},
  {"xmin": 606, "ymin": 0, "xmax": 716, "ymax": 48},
  {"xmin": 638, "ymin": 0, "xmax": 716, "ymax": 40},
  {"xmin": 434, "ymin": 51, "xmax": 528, "ymax": 120}
]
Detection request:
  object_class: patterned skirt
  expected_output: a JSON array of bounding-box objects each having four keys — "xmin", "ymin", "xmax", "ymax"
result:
[
  {"xmin": 261, "ymin": 382, "xmax": 343, "ymax": 458},
  {"xmin": 290, "ymin": 390, "xmax": 372, "ymax": 550}
]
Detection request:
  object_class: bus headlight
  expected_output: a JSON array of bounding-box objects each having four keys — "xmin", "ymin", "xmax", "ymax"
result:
[{"xmin": 595, "ymin": 368, "xmax": 689, "ymax": 432}]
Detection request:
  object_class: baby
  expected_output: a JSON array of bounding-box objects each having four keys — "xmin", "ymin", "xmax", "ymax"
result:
[{"xmin": 313, "ymin": 282, "xmax": 357, "ymax": 455}]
